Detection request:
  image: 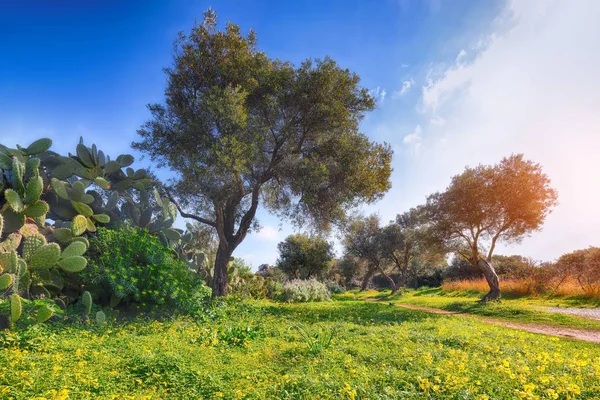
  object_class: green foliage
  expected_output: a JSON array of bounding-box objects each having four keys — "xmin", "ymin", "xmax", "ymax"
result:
[
  {"xmin": 0, "ymin": 136, "xmax": 162, "ymax": 329},
  {"xmin": 289, "ymin": 323, "xmax": 337, "ymax": 355},
  {"xmin": 280, "ymin": 279, "xmax": 331, "ymax": 303},
  {"xmin": 2, "ymin": 299, "xmax": 600, "ymax": 398},
  {"xmin": 81, "ymin": 291, "xmax": 93, "ymax": 316},
  {"xmin": 277, "ymin": 234, "xmax": 334, "ymax": 280},
  {"xmin": 425, "ymin": 154, "xmax": 558, "ymax": 300},
  {"xmin": 9, "ymin": 294, "xmax": 22, "ymax": 322},
  {"xmin": 325, "ymin": 281, "xmax": 346, "ymax": 294},
  {"xmin": 132, "ymin": 10, "xmax": 392, "ymax": 296},
  {"xmin": 95, "ymin": 311, "xmax": 106, "ymax": 326},
  {"xmin": 218, "ymin": 324, "xmax": 264, "ymax": 347},
  {"xmin": 83, "ymin": 227, "xmax": 210, "ymax": 311}
]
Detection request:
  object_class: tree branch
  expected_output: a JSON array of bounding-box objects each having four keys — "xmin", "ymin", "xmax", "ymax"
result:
[{"xmin": 164, "ymin": 188, "xmax": 217, "ymax": 228}]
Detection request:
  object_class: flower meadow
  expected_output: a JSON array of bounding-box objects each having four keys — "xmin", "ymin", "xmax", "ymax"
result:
[{"xmin": 1, "ymin": 300, "xmax": 599, "ymax": 399}]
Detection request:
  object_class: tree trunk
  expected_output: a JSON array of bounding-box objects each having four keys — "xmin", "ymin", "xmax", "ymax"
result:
[
  {"xmin": 478, "ymin": 258, "xmax": 501, "ymax": 302},
  {"xmin": 360, "ymin": 267, "xmax": 376, "ymax": 291},
  {"xmin": 213, "ymin": 242, "xmax": 233, "ymax": 297},
  {"xmin": 378, "ymin": 267, "xmax": 399, "ymax": 294}
]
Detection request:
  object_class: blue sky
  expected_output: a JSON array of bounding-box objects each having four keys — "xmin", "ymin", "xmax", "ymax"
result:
[{"xmin": 2, "ymin": 0, "xmax": 599, "ymax": 267}]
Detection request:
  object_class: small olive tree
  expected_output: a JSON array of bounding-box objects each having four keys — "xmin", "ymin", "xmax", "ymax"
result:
[
  {"xmin": 276, "ymin": 234, "xmax": 334, "ymax": 280},
  {"xmin": 425, "ymin": 154, "xmax": 558, "ymax": 301}
]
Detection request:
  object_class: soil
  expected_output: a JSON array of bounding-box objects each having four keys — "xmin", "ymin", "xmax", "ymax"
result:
[{"xmin": 365, "ymin": 299, "xmax": 600, "ymax": 344}]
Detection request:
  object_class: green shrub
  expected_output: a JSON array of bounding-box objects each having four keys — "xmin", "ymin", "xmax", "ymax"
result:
[
  {"xmin": 81, "ymin": 227, "xmax": 210, "ymax": 312},
  {"xmin": 325, "ymin": 281, "xmax": 346, "ymax": 294},
  {"xmin": 280, "ymin": 279, "xmax": 330, "ymax": 303}
]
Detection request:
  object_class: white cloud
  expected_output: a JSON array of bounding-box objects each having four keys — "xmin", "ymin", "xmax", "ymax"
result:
[
  {"xmin": 256, "ymin": 225, "xmax": 280, "ymax": 241},
  {"xmin": 455, "ymin": 49, "xmax": 467, "ymax": 65},
  {"xmin": 393, "ymin": 78, "xmax": 415, "ymax": 98},
  {"xmin": 394, "ymin": 0, "xmax": 600, "ymax": 261},
  {"xmin": 403, "ymin": 124, "xmax": 422, "ymax": 144},
  {"xmin": 380, "ymin": 88, "xmax": 387, "ymax": 103}
]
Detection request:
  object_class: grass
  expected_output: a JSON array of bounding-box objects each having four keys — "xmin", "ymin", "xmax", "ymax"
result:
[
  {"xmin": 1, "ymin": 299, "xmax": 600, "ymax": 399},
  {"xmin": 347, "ymin": 288, "xmax": 600, "ymax": 330},
  {"xmin": 441, "ymin": 278, "xmax": 600, "ymax": 307}
]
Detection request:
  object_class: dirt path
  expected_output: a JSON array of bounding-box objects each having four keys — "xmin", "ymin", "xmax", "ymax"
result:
[{"xmin": 365, "ymin": 299, "xmax": 600, "ymax": 344}]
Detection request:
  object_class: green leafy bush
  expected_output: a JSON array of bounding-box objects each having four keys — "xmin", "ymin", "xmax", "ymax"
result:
[
  {"xmin": 82, "ymin": 227, "xmax": 210, "ymax": 311},
  {"xmin": 279, "ymin": 279, "xmax": 330, "ymax": 303},
  {"xmin": 325, "ymin": 281, "xmax": 346, "ymax": 294}
]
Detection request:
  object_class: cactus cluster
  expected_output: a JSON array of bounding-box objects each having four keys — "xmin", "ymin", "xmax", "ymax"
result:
[
  {"xmin": 0, "ymin": 137, "xmax": 158, "ymax": 328},
  {"xmin": 118, "ymin": 188, "xmax": 181, "ymax": 246}
]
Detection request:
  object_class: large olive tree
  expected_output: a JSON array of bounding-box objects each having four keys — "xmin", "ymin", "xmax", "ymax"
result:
[
  {"xmin": 132, "ymin": 10, "xmax": 392, "ymax": 296},
  {"xmin": 425, "ymin": 154, "xmax": 558, "ymax": 301}
]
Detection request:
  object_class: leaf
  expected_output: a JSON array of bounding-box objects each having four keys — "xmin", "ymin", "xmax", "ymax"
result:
[
  {"xmin": 94, "ymin": 177, "xmax": 110, "ymax": 189},
  {"xmin": 25, "ymin": 138, "xmax": 52, "ymax": 155},
  {"xmin": 105, "ymin": 191, "xmax": 119, "ymax": 211},
  {"xmin": 162, "ymin": 228, "xmax": 181, "ymax": 242},
  {"xmin": 72, "ymin": 215, "xmax": 88, "ymax": 236},
  {"xmin": 10, "ymin": 294, "xmax": 22, "ymax": 323},
  {"xmin": 24, "ymin": 176, "xmax": 43, "ymax": 204},
  {"xmin": 116, "ymin": 154, "xmax": 134, "ymax": 167},
  {"xmin": 54, "ymin": 228, "xmax": 73, "ymax": 242},
  {"xmin": 76, "ymin": 143, "xmax": 95, "ymax": 168},
  {"xmin": 36, "ymin": 305, "xmax": 54, "ymax": 323},
  {"xmin": 29, "ymin": 243, "xmax": 61, "ymax": 270},
  {"xmin": 2, "ymin": 209, "xmax": 25, "ymax": 233},
  {"xmin": 5, "ymin": 189, "xmax": 23, "ymax": 212},
  {"xmin": 71, "ymin": 201, "xmax": 93, "ymax": 217},
  {"xmin": 0, "ymin": 274, "xmax": 13, "ymax": 290},
  {"xmin": 92, "ymin": 214, "xmax": 110, "ymax": 224},
  {"xmin": 58, "ymin": 256, "xmax": 87, "ymax": 273},
  {"xmin": 51, "ymin": 178, "xmax": 69, "ymax": 200},
  {"xmin": 23, "ymin": 200, "xmax": 49, "ymax": 218},
  {"xmin": 104, "ymin": 161, "xmax": 121, "ymax": 174},
  {"xmin": 86, "ymin": 217, "xmax": 97, "ymax": 232},
  {"xmin": 71, "ymin": 181, "xmax": 85, "ymax": 201},
  {"xmin": 61, "ymin": 241, "xmax": 87, "ymax": 258}
]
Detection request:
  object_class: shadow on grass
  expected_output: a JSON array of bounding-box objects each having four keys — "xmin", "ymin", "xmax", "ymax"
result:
[{"xmin": 261, "ymin": 300, "xmax": 442, "ymax": 326}]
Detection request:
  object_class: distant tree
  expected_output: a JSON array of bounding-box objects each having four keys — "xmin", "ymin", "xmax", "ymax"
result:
[
  {"xmin": 132, "ymin": 10, "xmax": 392, "ymax": 296},
  {"xmin": 276, "ymin": 234, "xmax": 334, "ymax": 279},
  {"xmin": 379, "ymin": 207, "xmax": 446, "ymax": 290},
  {"xmin": 554, "ymin": 247, "xmax": 600, "ymax": 295},
  {"xmin": 426, "ymin": 154, "xmax": 558, "ymax": 301},
  {"xmin": 443, "ymin": 257, "xmax": 482, "ymax": 281},
  {"xmin": 491, "ymin": 255, "xmax": 537, "ymax": 279},
  {"xmin": 338, "ymin": 254, "xmax": 368, "ymax": 288},
  {"xmin": 256, "ymin": 264, "xmax": 287, "ymax": 282},
  {"xmin": 342, "ymin": 215, "xmax": 400, "ymax": 292}
]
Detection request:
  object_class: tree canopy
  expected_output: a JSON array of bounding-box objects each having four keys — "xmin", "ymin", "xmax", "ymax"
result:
[
  {"xmin": 276, "ymin": 234, "xmax": 334, "ymax": 280},
  {"xmin": 132, "ymin": 9, "xmax": 393, "ymax": 296},
  {"xmin": 425, "ymin": 154, "xmax": 558, "ymax": 301}
]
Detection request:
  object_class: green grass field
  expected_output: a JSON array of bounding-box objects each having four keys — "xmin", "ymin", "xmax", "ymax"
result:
[
  {"xmin": 1, "ymin": 299, "xmax": 599, "ymax": 399},
  {"xmin": 349, "ymin": 288, "xmax": 600, "ymax": 331}
]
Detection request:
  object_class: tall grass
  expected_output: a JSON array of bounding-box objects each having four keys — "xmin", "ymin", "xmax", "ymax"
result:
[{"xmin": 442, "ymin": 278, "xmax": 599, "ymax": 299}]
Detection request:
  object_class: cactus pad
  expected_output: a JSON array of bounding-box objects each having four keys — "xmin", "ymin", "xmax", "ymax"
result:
[
  {"xmin": 29, "ymin": 243, "xmax": 61, "ymax": 270},
  {"xmin": 58, "ymin": 256, "xmax": 87, "ymax": 273},
  {"xmin": 61, "ymin": 241, "xmax": 87, "ymax": 258}
]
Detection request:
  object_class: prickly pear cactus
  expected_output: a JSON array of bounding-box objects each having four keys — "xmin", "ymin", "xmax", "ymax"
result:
[{"xmin": 0, "ymin": 136, "xmax": 171, "ymax": 328}]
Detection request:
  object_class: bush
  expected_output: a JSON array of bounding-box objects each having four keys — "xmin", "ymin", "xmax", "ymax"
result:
[
  {"xmin": 325, "ymin": 281, "xmax": 346, "ymax": 294},
  {"xmin": 279, "ymin": 279, "xmax": 330, "ymax": 303},
  {"xmin": 81, "ymin": 227, "xmax": 210, "ymax": 312}
]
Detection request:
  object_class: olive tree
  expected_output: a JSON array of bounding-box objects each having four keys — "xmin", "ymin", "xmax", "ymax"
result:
[
  {"xmin": 425, "ymin": 154, "xmax": 558, "ymax": 301},
  {"xmin": 132, "ymin": 10, "xmax": 392, "ymax": 296},
  {"xmin": 276, "ymin": 234, "xmax": 334, "ymax": 280}
]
